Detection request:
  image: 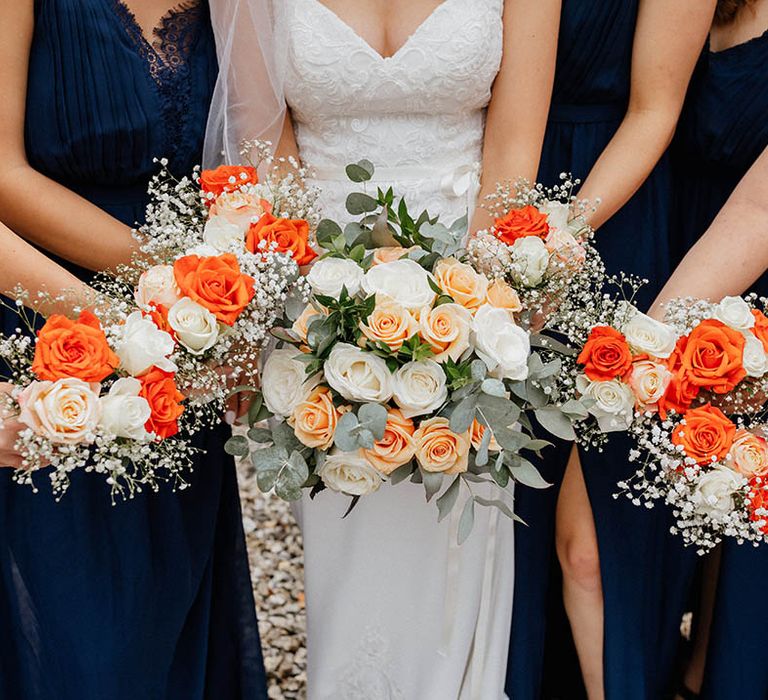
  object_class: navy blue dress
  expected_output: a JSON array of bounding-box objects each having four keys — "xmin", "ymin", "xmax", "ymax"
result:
[
  {"xmin": 0, "ymin": 2, "xmax": 268, "ymax": 699},
  {"xmin": 671, "ymin": 30, "xmax": 768, "ymax": 700},
  {"xmin": 508, "ymin": 2, "xmax": 697, "ymax": 697}
]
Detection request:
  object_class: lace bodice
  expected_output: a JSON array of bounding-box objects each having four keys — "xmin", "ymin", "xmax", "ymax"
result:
[{"xmin": 278, "ymin": 0, "xmax": 504, "ymax": 222}]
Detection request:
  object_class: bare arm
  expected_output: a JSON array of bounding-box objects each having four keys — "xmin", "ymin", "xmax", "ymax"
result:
[
  {"xmin": 0, "ymin": 0, "xmax": 138, "ymax": 272},
  {"xmin": 577, "ymin": 0, "xmax": 715, "ymax": 230},
  {"xmin": 649, "ymin": 147, "xmax": 768, "ymax": 317},
  {"xmin": 472, "ymin": 0, "xmax": 561, "ymax": 232}
]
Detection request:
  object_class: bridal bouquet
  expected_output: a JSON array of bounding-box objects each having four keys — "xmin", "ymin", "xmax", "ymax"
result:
[
  {"xmin": 99, "ymin": 144, "xmax": 316, "ymax": 416},
  {"xmin": 619, "ymin": 295, "xmax": 768, "ymax": 551},
  {"xmin": 0, "ymin": 298, "xmax": 195, "ymax": 498},
  {"xmin": 231, "ymin": 161, "xmax": 590, "ymax": 540}
]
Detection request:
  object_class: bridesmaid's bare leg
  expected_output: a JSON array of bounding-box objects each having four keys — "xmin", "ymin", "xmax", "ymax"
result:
[{"xmin": 556, "ymin": 446, "xmax": 605, "ymax": 700}]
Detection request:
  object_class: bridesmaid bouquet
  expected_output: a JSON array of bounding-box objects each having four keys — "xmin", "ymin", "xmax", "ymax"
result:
[
  {"xmin": 619, "ymin": 295, "xmax": 768, "ymax": 551},
  {"xmin": 100, "ymin": 144, "xmax": 315, "ymax": 417},
  {"xmin": 0, "ymin": 299, "xmax": 196, "ymax": 498},
  {"xmin": 231, "ymin": 161, "xmax": 589, "ymax": 540}
]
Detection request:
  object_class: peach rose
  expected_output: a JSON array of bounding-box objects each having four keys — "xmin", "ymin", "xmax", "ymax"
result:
[
  {"xmin": 577, "ymin": 326, "xmax": 633, "ymax": 382},
  {"xmin": 371, "ymin": 247, "xmax": 416, "ymax": 266},
  {"xmin": 414, "ymin": 417, "xmax": 471, "ymax": 475},
  {"xmin": 210, "ymin": 191, "xmax": 269, "ymax": 231},
  {"xmin": 629, "ymin": 359, "xmax": 673, "ymax": 410},
  {"xmin": 32, "ymin": 311, "xmax": 119, "ymax": 384},
  {"xmin": 671, "ymin": 403, "xmax": 736, "ymax": 466},
  {"xmin": 289, "ymin": 386, "xmax": 348, "ymax": 450},
  {"xmin": 493, "ymin": 205, "xmax": 550, "ymax": 246},
  {"xmin": 417, "ymin": 303, "xmax": 472, "ymax": 362},
  {"xmin": 726, "ymin": 430, "xmax": 768, "ymax": 478},
  {"xmin": 199, "ymin": 165, "xmax": 258, "ymax": 201},
  {"xmin": 359, "ymin": 297, "xmax": 419, "ymax": 352},
  {"xmin": 292, "ymin": 304, "xmax": 327, "ymax": 345},
  {"xmin": 485, "ymin": 279, "xmax": 522, "ymax": 315},
  {"xmin": 470, "ymin": 419, "xmax": 500, "ymax": 452},
  {"xmin": 246, "ymin": 212, "xmax": 317, "ymax": 266},
  {"xmin": 361, "ymin": 408, "xmax": 416, "ymax": 475},
  {"xmin": 433, "ymin": 258, "xmax": 489, "ymax": 312}
]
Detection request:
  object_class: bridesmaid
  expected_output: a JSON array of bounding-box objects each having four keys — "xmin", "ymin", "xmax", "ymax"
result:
[
  {"xmin": 669, "ymin": 1, "xmax": 768, "ymax": 697},
  {"xmin": 0, "ymin": 2, "xmax": 267, "ymax": 699},
  {"xmin": 507, "ymin": 2, "xmax": 715, "ymax": 698}
]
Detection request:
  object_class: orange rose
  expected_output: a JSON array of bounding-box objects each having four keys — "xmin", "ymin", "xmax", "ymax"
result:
[
  {"xmin": 748, "ymin": 480, "xmax": 768, "ymax": 533},
  {"xmin": 173, "ymin": 253, "xmax": 255, "ymax": 326},
  {"xmin": 414, "ymin": 417, "xmax": 471, "ymax": 475},
  {"xmin": 657, "ymin": 370, "xmax": 699, "ymax": 420},
  {"xmin": 361, "ymin": 408, "xmax": 416, "ymax": 475},
  {"xmin": 139, "ymin": 367, "xmax": 185, "ymax": 439},
  {"xmin": 752, "ymin": 309, "xmax": 768, "ymax": 353},
  {"xmin": 245, "ymin": 212, "xmax": 317, "ymax": 266},
  {"xmin": 289, "ymin": 385, "xmax": 347, "ymax": 450},
  {"xmin": 143, "ymin": 301, "xmax": 175, "ymax": 339},
  {"xmin": 32, "ymin": 310, "xmax": 119, "ymax": 383},
  {"xmin": 199, "ymin": 165, "xmax": 258, "ymax": 202},
  {"xmin": 577, "ymin": 326, "xmax": 633, "ymax": 382},
  {"xmin": 671, "ymin": 403, "xmax": 736, "ymax": 465},
  {"xmin": 493, "ymin": 205, "xmax": 550, "ymax": 246},
  {"xmin": 675, "ymin": 320, "xmax": 746, "ymax": 394}
]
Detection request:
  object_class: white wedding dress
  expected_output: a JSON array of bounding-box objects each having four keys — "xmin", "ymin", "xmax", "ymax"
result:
[{"xmin": 277, "ymin": 1, "xmax": 514, "ymax": 698}]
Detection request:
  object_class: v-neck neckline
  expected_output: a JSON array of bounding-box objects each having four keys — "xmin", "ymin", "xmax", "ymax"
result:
[{"xmin": 307, "ymin": 0, "xmax": 454, "ymax": 62}]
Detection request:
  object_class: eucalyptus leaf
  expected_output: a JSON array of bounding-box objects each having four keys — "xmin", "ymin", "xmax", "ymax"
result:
[
  {"xmin": 450, "ymin": 395, "xmax": 478, "ymax": 434},
  {"xmin": 481, "ymin": 378, "xmax": 507, "ymax": 398},
  {"xmin": 224, "ymin": 435, "xmax": 250, "ymax": 458},
  {"xmin": 530, "ymin": 333, "xmax": 578, "ymax": 357},
  {"xmin": 470, "ymin": 360, "xmax": 488, "ymax": 381},
  {"xmin": 272, "ymin": 420, "xmax": 303, "ymax": 452},
  {"xmin": 334, "ymin": 411, "xmax": 360, "ymax": 452},
  {"xmin": 346, "ymin": 162, "xmax": 373, "ymax": 183},
  {"xmin": 510, "ymin": 457, "xmax": 552, "ymax": 490},
  {"xmin": 389, "ymin": 462, "xmax": 415, "ymax": 485},
  {"xmin": 422, "ymin": 471, "xmax": 444, "ymax": 503},
  {"xmin": 358, "ymin": 403, "xmax": 388, "ymax": 440},
  {"xmin": 252, "ymin": 445, "xmax": 290, "ymax": 493},
  {"xmin": 474, "ymin": 496, "xmax": 525, "ymax": 524},
  {"xmin": 457, "ymin": 496, "xmax": 476, "ymax": 545},
  {"xmin": 436, "ymin": 475, "xmax": 461, "ymax": 522},
  {"xmin": 274, "ymin": 450, "xmax": 310, "ymax": 501},
  {"xmin": 534, "ymin": 407, "xmax": 577, "ymax": 441},
  {"xmin": 346, "ymin": 192, "xmax": 379, "ymax": 215},
  {"xmin": 561, "ymin": 398, "xmax": 590, "ymax": 420},
  {"xmin": 247, "ymin": 427, "xmax": 274, "ymax": 444},
  {"xmin": 356, "ymin": 428, "xmax": 375, "ymax": 449},
  {"xmin": 316, "ymin": 219, "xmax": 343, "ymax": 246},
  {"xmin": 475, "ymin": 426, "xmax": 492, "ymax": 467}
]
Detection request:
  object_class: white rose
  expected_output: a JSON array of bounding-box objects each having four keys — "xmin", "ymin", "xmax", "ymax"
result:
[
  {"xmin": 362, "ymin": 259, "xmax": 436, "ymax": 310},
  {"xmin": 261, "ymin": 348, "xmax": 318, "ymax": 418},
  {"xmin": 167, "ymin": 298, "xmax": 220, "ymax": 355},
  {"xmin": 115, "ymin": 311, "xmax": 177, "ymax": 377},
  {"xmin": 622, "ymin": 310, "xmax": 677, "ymax": 359},
  {"xmin": 98, "ymin": 377, "xmax": 152, "ymax": 441},
  {"xmin": 17, "ymin": 378, "xmax": 101, "ymax": 445},
  {"xmin": 629, "ymin": 360, "xmax": 673, "ymax": 410},
  {"xmin": 324, "ymin": 343, "xmax": 393, "ymax": 403},
  {"xmin": 391, "ymin": 360, "xmax": 448, "ymax": 418},
  {"xmin": 714, "ymin": 296, "xmax": 755, "ymax": 331},
  {"xmin": 134, "ymin": 265, "xmax": 181, "ymax": 309},
  {"xmin": 576, "ymin": 375, "xmax": 635, "ymax": 432},
  {"xmin": 742, "ymin": 334, "xmax": 768, "ymax": 378},
  {"xmin": 540, "ymin": 200, "xmax": 570, "ymax": 234},
  {"xmin": 471, "ymin": 304, "xmax": 530, "ymax": 381},
  {"xmin": 691, "ymin": 467, "xmax": 743, "ymax": 521},
  {"xmin": 185, "ymin": 244, "xmax": 220, "ymax": 257},
  {"xmin": 510, "ymin": 236, "xmax": 550, "ymax": 287},
  {"xmin": 306, "ymin": 258, "xmax": 365, "ymax": 299},
  {"xmin": 202, "ymin": 215, "xmax": 245, "ymax": 252},
  {"xmin": 318, "ymin": 450, "xmax": 383, "ymax": 496}
]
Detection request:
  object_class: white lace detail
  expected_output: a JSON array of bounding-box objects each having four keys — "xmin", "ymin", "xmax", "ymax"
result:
[
  {"xmin": 336, "ymin": 627, "xmax": 406, "ymax": 700},
  {"xmin": 278, "ymin": 0, "xmax": 503, "ymax": 221}
]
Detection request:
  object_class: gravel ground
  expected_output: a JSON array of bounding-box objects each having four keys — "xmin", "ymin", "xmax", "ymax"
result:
[{"xmin": 239, "ymin": 464, "xmax": 308, "ymax": 699}]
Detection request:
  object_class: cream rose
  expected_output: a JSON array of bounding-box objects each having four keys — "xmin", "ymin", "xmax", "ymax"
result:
[
  {"xmin": 622, "ymin": 310, "xmax": 677, "ymax": 359},
  {"xmin": 714, "ymin": 296, "xmax": 755, "ymax": 331},
  {"xmin": 202, "ymin": 215, "xmax": 246, "ymax": 252},
  {"xmin": 361, "ymin": 408, "xmax": 416, "ymax": 475},
  {"xmin": 167, "ymin": 298, "xmax": 220, "ymax": 355},
  {"xmin": 485, "ymin": 279, "xmax": 522, "ymax": 315},
  {"xmin": 18, "ymin": 378, "xmax": 101, "ymax": 445},
  {"xmin": 261, "ymin": 348, "xmax": 318, "ymax": 418},
  {"xmin": 726, "ymin": 430, "xmax": 768, "ymax": 478},
  {"xmin": 576, "ymin": 375, "xmax": 635, "ymax": 432},
  {"xmin": 742, "ymin": 334, "xmax": 768, "ymax": 378},
  {"xmin": 413, "ymin": 417, "xmax": 471, "ymax": 475},
  {"xmin": 510, "ymin": 236, "xmax": 550, "ymax": 287},
  {"xmin": 324, "ymin": 343, "xmax": 393, "ymax": 403},
  {"xmin": 318, "ymin": 450, "xmax": 383, "ymax": 496},
  {"xmin": 115, "ymin": 311, "xmax": 177, "ymax": 377},
  {"xmin": 359, "ymin": 297, "xmax": 418, "ymax": 351},
  {"xmin": 629, "ymin": 360, "xmax": 673, "ymax": 410},
  {"xmin": 541, "ymin": 200, "xmax": 570, "ymax": 234},
  {"xmin": 433, "ymin": 257, "xmax": 489, "ymax": 312},
  {"xmin": 98, "ymin": 377, "xmax": 152, "ymax": 441},
  {"xmin": 289, "ymin": 385, "xmax": 346, "ymax": 450},
  {"xmin": 471, "ymin": 304, "xmax": 530, "ymax": 381},
  {"xmin": 391, "ymin": 360, "xmax": 448, "ymax": 418},
  {"xmin": 134, "ymin": 265, "xmax": 181, "ymax": 309},
  {"xmin": 210, "ymin": 190, "xmax": 266, "ymax": 231},
  {"xmin": 185, "ymin": 244, "xmax": 220, "ymax": 257},
  {"xmin": 691, "ymin": 467, "xmax": 742, "ymax": 520},
  {"xmin": 306, "ymin": 257, "xmax": 364, "ymax": 299},
  {"xmin": 417, "ymin": 303, "xmax": 472, "ymax": 362},
  {"xmin": 362, "ymin": 259, "xmax": 436, "ymax": 311}
]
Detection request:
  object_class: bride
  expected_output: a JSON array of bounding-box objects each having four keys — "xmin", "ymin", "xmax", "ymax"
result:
[{"xmin": 206, "ymin": 1, "xmax": 560, "ymax": 697}]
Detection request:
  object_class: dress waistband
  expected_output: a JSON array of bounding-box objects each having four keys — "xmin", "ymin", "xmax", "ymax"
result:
[{"xmin": 548, "ymin": 102, "xmax": 627, "ymax": 124}]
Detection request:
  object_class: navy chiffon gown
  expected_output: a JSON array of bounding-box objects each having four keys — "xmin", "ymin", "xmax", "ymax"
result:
[
  {"xmin": 0, "ymin": 2, "xmax": 267, "ymax": 698},
  {"xmin": 508, "ymin": 2, "xmax": 697, "ymax": 697},
  {"xmin": 671, "ymin": 30, "xmax": 768, "ymax": 700}
]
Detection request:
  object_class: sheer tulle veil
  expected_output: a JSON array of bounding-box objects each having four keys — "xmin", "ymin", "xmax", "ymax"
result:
[{"xmin": 203, "ymin": 0, "xmax": 287, "ymax": 167}]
